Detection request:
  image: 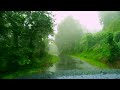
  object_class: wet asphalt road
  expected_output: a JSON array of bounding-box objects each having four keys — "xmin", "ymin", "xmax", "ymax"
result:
[{"xmin": 16, "ymin": 55, "xmax": 120, "ymax": 79}]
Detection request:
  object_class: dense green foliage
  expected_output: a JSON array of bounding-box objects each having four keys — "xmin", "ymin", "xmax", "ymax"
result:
[
  {"xmin": 0, "ymin": 11, "xmax": 56, "ymax": 75},
  {"xmin": 55, "ymin": 12, "xmax": 120, "ymax": 68}
]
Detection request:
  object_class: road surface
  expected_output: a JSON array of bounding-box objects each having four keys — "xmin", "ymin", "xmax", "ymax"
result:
[{"xmin": 16, "ymin": 55, "xmax": 120, "ymax": 79}]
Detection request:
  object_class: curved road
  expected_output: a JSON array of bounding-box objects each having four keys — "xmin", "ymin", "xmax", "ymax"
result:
[{"xmin": 16, "ymin": 55, "xmax": 120, "ymax": 79}]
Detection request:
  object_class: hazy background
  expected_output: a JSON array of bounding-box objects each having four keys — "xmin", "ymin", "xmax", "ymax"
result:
[
  {"xmin": 48, "ymin": 11, "xmax": 103, "ymax": 39},
  {"xmin": 52, "ymin": 11, "xmax": 103, "ymax": 33}
]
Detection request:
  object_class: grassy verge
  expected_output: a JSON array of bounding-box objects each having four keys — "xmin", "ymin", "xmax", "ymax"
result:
[
  {"xmin": 2, "ymin": 68, "xmax": 45, "ymax": 79},
  {"xmin": 1, "ymin": 55, "xmax": 59, "ymax": 79},
  {"xmin": 71, "ymin": 53, "xmax": 110, "ymax": 69}
]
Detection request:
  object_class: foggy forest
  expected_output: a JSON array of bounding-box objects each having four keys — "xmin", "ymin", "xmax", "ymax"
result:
[{"xmin": 0, "ymin": 11, "xmax": 120, "ymax": 79}]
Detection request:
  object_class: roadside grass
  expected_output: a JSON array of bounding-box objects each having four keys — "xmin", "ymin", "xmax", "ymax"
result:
[
  {"xmin": 71, "ymin": 53, "xmax": 110, "ymax": 69},
  {"xmin": 2, "ymin": 68, "xmax": 45, "ymax": 79},
  {"xmin": 1, "ymin": 55, "xmax": 59, "ymax": 79}
]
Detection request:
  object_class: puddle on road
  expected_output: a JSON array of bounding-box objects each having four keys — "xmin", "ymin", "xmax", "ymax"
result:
[{"xmin": 48, "ymin": 56, "xmax": 85, "ymax": 72}]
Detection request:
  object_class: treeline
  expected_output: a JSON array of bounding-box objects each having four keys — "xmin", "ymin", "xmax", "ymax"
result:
[
  {"xmin": 55, "ymin": 12, "xmax": 120, "ymax": 67},
  {"xmin": 0, "ymin": 11, "xmax": 55, "ymax": 74}
]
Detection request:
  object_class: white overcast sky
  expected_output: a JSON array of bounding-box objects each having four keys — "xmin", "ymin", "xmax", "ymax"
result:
[{"xmin": 52, "ymin": 11, "xmax": 103, "ymax": 33}]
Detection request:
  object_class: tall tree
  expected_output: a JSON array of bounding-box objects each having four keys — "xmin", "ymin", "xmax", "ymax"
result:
[
  {"xmin": 55, "ymin": 16, "xmax": 83, "ymax": 54},
  {"xmin": 0, "ymin": 11, "xmax": 54, "ymax": 72}
]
